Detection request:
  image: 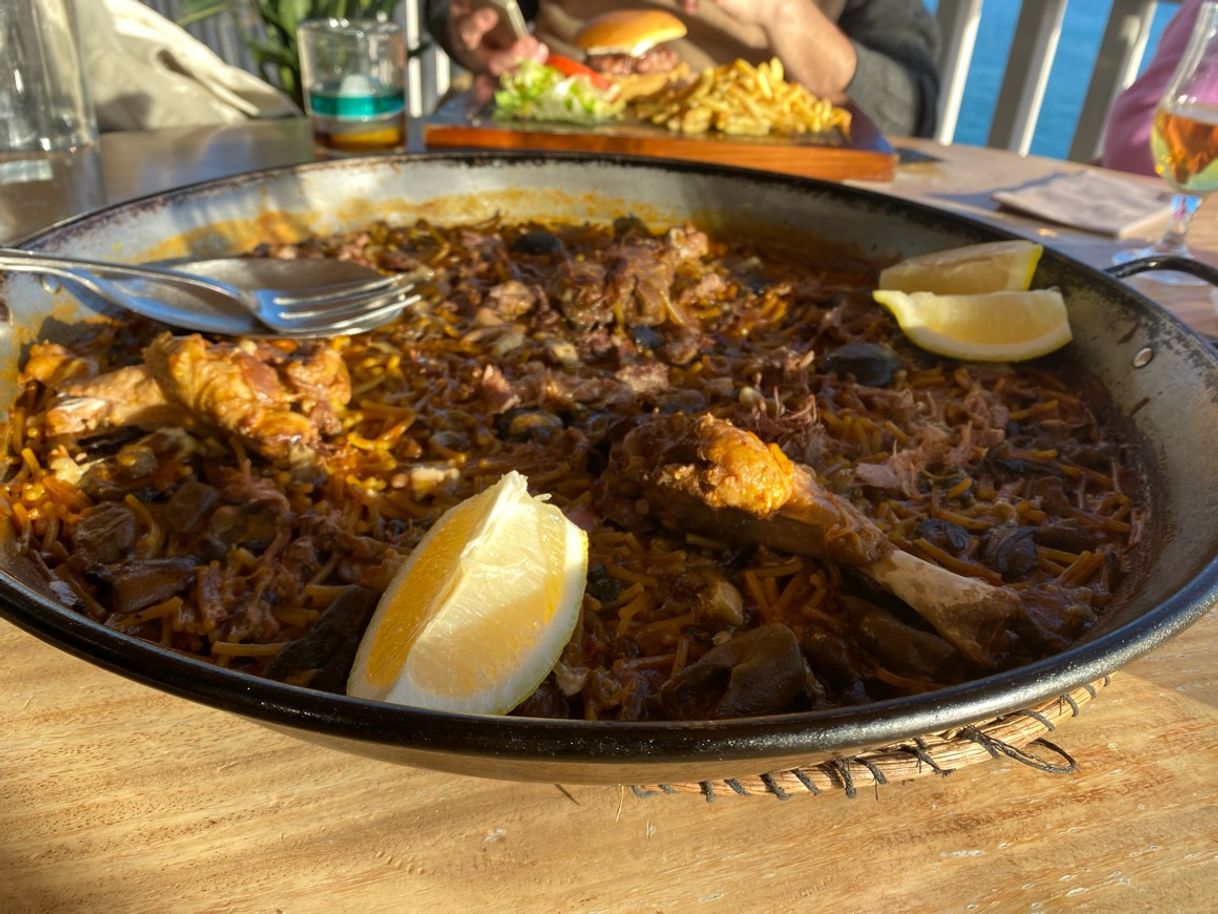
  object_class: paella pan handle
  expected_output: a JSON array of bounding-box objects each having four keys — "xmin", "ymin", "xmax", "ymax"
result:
[{"xmin": 1105, "ymin": 255, "xmax": 1218, "ymax": 287}]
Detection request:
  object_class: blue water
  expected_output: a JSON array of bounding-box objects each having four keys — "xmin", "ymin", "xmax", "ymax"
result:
[{"xmin": 923, "ymin": 0, "xmax": 1180, "ymax": 158}]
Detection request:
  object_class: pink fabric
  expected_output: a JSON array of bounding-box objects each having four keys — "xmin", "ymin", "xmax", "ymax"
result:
[{"xmin": 1102, "ymin": 0, "xmax": 1203, "ymax": 175}]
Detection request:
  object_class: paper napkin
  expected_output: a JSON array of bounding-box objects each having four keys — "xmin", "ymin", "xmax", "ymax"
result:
[{"xmin": 992, "ymin": 170, "xmax": 1173, "ymax": 238}]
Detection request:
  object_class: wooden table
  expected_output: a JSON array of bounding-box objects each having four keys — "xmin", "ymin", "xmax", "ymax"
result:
[{"xmin": 2, "ymin": 120, "xmax": 1217, "ymax": 913}]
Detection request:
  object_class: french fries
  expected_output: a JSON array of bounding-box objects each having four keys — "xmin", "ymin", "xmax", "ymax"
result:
[{"xmin": 631, "ymin": 58, "xmax": 851, "ymax": 139}]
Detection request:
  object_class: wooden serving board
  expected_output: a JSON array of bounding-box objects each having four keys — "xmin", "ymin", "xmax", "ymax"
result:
[{"xmin": 424, "ymin": 92, "xmax": 896, "ymax": 182}]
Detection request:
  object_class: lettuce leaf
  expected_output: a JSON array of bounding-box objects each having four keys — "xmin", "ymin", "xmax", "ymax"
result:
[{"xmin": 494, "ymin": 61, "xmax": 622, "ymax": 126}]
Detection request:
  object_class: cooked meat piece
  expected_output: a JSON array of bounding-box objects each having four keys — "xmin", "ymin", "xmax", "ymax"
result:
[
  {"xmin": 982, "ymin": 525, "xmax": 1039, "ymax": 581},
  {"xmin": 654, "ymin": 623, "xmax": 809, "ymax": 720},
  {"xmin": 145, "ymin": 334, "xmax": 318, "ymax": 460},
  {"xmin": 1033, "ymin": 520, "xmax": 1100, "ymax": 553},
  {"xmin": 479, "ymin": 363, "xmax": 521, "ymax": 413},
  {"xmin": 509, "ymin": 229, "xmax": 565, "ymax": 257},
  {"xmin": 72, "ymin": 503, "xmax": 137, "ymax": 567},
  {"xmin": 510, "ymin": 678, "xmax": 570, "ymax": 718},
  {"xmin": 76, "ymin": 429, "xmax": 198, "ymax": 501},
  {"xmin": 586, "ymin": 44, "xmax": 679, "ymax": 76},
  {"xmin": 606, "ymin": 413, "xmax": 1017, "ymax": 665},
  {"xmin": 204, "ymin": 504, "xmax": 282, "ymax": 557},
  {"xmin": 213, "ymin": 467, "xmax": 291, "ymax": 513},
  {"xmin": 549, "ymin": 259, "xmax": 610, "ymax": 329},
  {"xmin": 614, "ymin": 363, "xmax": 670, "ymax": 396},
  {"xmin": 280, "ymin": 345, "xmax": 352, "ymax": 437},
  {"xmin": 164, "ymin": 481, "xmax": 219, "ymax": 534},
  {"xmin": 46, "ymin": 366, "xmax": 178, "ymax": 438},
  {"xmin": 676, "ymin": 569, "xmax": 745, "ymax": 625},
  {"xmin": 484, "ymin": 279, "xmax": 538, "ymax": 318},
  {"xmin": 801, "ymin": 627, "xmax": 868, "ymax": 697},
  {"xmin": 264, "ymin": 586, "xmax": 377, "ymax": 691},
  {"xmin": 47, "ymin": 335, "xmax": 350, "ymax": 461},
  {"xmin": 848, "ymin": 597, "xmax": 959, "ymax": 679},
  {"xmin": 605, "ymin": 227, "xmax": 707, "ymax": 328},
  {"xmin": 102, "ymin": 557, "xmax": 198, "ymax": 614},
  {"xmin": 21, "ymin": 342, "xmax": 98, "ymax": 389}
]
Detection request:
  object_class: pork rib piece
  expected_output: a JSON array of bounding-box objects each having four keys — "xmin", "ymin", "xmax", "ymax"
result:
[{"xmin": 605, "ymin": 413, "xmax": 1016, "ymax": 666}]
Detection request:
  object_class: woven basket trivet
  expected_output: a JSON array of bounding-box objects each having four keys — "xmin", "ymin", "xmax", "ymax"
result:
[{"xmin": 631, "ymin": 676, "xmax": 1109, "ymax": 801}]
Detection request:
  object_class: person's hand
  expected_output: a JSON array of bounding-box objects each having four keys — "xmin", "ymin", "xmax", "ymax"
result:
[
  {"xmin": 702, "ymin": 0, "xmax": 785, "ymax": 28},
  {"xmin": 448, "ymin": 1, "xmax": 548, "ymax": 76}
]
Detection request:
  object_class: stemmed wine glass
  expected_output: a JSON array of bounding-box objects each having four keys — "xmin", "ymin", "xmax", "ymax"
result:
[{"xmin": 1114, "ymin": 1, "xmax": 1218, "ymax": 285}]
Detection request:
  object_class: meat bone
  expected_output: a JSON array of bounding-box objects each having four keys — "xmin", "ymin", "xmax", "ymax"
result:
[{"xmin": 609, "ymin": 414, "xmax": 1016, "ymax": 666}]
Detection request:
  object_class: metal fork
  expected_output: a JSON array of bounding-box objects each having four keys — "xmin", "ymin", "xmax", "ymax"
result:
[{"xmin": 0, "ymin": 248, "xmax": 422, "ymax": 337}]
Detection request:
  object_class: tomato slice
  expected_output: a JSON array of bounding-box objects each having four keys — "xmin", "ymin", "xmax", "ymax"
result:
[{"xmin": 546, "ymin": 53, "xmax": 612, "ymax": 90}]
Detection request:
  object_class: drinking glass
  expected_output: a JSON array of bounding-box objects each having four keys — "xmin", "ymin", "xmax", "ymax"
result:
[
  {"xmin": 0, "ymin": 0, "xmax": 102, "ymax": 241},
  {"xmin": 298, "ymin": 18, "xmax": 407, "ymax": 156},
  {"xmin": 1114, "ymin": 1, "xmax": 1218, "ymax": 285}
]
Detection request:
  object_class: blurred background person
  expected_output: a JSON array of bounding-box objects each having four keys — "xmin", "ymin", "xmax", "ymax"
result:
[
  {"xmin": 425, "ymin": 0, "xmax": 940, "ymax": 137},
  {"xmin": 1102, "ymin": 0, "xmax": 1203, "ymax": 176}
]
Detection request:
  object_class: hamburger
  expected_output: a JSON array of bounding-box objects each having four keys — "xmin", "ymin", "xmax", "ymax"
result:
[{"xmin": 573, "ymin": 9, "xmax": 688, "ymax": 101}]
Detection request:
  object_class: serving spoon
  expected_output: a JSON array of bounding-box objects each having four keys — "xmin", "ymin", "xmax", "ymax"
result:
[{"xmin": 0, "ymin": 248, "xmax": 425, "ymax": 337}]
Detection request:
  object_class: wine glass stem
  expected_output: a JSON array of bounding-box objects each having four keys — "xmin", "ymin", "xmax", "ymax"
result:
[{"xmin": 1152, "ymin": 192, "xmax": 1203, "ymax": 257}]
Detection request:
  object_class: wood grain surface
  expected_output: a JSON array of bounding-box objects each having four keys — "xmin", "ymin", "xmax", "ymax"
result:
[
  {"xmin": 2, "ymin": 122, "xmax": 1218, "ymax": 913},
  {"xmin": 3, "ymin": 612, "xmax": 1216, "ymax": 914}
]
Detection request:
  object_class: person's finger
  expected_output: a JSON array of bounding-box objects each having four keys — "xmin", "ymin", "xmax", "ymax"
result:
[
  {"xmin": 486, "ymin": 37, "xmax": 548, "ymax": 76},
  {"xmin": 457, "ymin": 7, "xmax": 500, "ymax": 51},
  {"xmin": 680, "ymin": 0, "xmax": 700, "ymax": 12}
]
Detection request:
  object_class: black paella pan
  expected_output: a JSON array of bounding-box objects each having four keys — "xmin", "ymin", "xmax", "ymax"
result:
[{"xmin": 0, "ymin": 152, "xmax": 1215, "ymax": 785}]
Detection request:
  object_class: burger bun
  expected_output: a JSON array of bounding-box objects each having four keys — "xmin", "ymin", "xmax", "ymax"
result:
[{"xmin": 574, "ymin": 9, "xmax": 688, "ymax": 57}]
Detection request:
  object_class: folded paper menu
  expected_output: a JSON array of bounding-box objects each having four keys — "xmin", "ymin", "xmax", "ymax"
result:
[{"xmin": 992, "ymin": 171, "xmax": 1173, "ymax": 238}]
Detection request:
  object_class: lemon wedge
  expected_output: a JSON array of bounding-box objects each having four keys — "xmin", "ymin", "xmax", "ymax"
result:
[
  {"xmin": 347, "ymin": 471, "xmax": 587, "ymax": 715},
  {"xmin": 872, "ymin": 289, "xmax": 1072, "ymax": 362},
  {"xmin": 878, "ymin": 240, "xmax": 1044, "ymax": 294}
]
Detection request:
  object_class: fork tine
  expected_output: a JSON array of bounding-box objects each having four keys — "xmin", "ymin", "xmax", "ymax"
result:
[
  {"xmin": 273, "ymin": 289, "xmax": 421, "ymax": 327},
  {"xmin": 272, "ymin": 293, "xmax": 420, "ymax": 336},
  {"xmin": 276, "ymin": 298, "xmax": 414, "ymax": 337},
  {"xmin": 271, "ymin": 284, "xmax": 416, "ymax": 321},
  {"xmin": 271, "ymin": 272, "xmax": 414, "ymax": 307},
  {"xmin": 279, "ymin": 305, "xmax": 405, "ymax": 337}
]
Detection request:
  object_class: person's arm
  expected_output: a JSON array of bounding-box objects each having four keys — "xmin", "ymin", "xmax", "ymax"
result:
[
  {"xmin": 838, "ymin": 0, "xmax": 940, "ymax": 137},
  {"xmin": 1102, "ymin": 0, "xmax": 1202, "ymax": 176},
  {"xmin": 709, "ymin": 0, "xmax": 940, "ymax": 137}
]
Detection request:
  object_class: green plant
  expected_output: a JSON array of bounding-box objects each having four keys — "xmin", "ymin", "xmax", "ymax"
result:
[{"xmin": 178, "ymin": 0, "xmax": 406, "ymax": 107}]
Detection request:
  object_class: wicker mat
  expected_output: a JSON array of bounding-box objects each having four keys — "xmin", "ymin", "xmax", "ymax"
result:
[{"xmin": 631, "ymin": 676, "xmax": 1109, "ymax": 800}]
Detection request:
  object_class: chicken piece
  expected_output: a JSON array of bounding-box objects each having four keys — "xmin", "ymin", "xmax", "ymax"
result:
[
  {"xmin": 144, "ymin": 333, "xmax": 316, "ymax": 459},
  {"xmin": 21, "ymin": 342, "xmax": 98, "ymax": 389},
  {"xmin": 611, "ymin": 413, "xmax": 886, "ymax": 566},
  {"xmin": 606, "ymin": 414, "xmax": 1016, "ymax": 666},
  {"xmin": 46, "ymin": 365, "xmax": 178, "ymax": 438},
  {"xmin": 44, "ymin": 334, "xmax": 351, "ymax": 461},
  {"xmin": 279, "ymin": 344, "xmax": 352, "ymax": 436}
]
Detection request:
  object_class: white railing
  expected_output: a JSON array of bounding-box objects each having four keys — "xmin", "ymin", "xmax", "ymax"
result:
[
  {"xmin": 142, "ymin": 0, "xmax": 1179, "ymax": 163},
  {"xmin": 935, "ymin": 0, "xmax": 1178, "ymax": 161}
]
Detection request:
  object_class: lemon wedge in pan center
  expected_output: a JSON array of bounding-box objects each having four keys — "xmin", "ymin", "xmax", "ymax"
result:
[
  {"xmin": 878, "ymin": 240, "xmax": 1044, "ymax": 294},
  {"xmin": 347, "ymin": 470, "xmax": 587, "ymax": 715},
  {"xmin": 872, "ymin": 289, "xmax": 1072, "ymax": 362}
]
